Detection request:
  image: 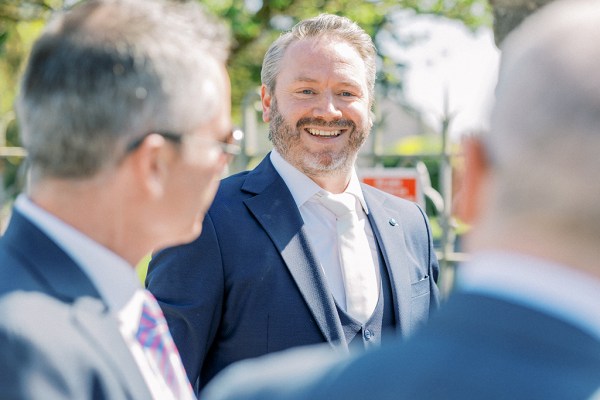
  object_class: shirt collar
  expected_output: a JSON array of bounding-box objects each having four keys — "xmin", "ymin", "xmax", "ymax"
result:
[
  {"xmin": 270, "ymin": 149, "xmax": 369, "ymax": 214},
  {"xmin": 345, "ymin": 170, "xmax": 369, "ymax": 214},
  {"xmin": 14, "ymin": 194, "xmax": 141, "ymax": 311},
  {"xmin": 457, "ymin": 250, "xmax": 600, "ymax": 341}
]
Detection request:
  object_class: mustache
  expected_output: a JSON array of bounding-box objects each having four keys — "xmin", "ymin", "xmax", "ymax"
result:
[{"xmin": 296, "ymin": 118, "xmax": 355, "ymax": 129}]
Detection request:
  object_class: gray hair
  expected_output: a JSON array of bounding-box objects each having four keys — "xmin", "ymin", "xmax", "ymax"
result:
[
  {"xmin": 486, "ymin": 0, "xmax": 600, "ymax": 236},
  {"xmin": 261, "ymin": 14, "xmax": 377, "ymax": 108},
  {"xmin": 17, "ymin": 0, "xmax": 230, "ymax": 180}
]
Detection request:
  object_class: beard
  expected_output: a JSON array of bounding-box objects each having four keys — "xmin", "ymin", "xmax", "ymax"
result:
[{"xmin": 268, "ymin": 96, "xmax": 369, "ymax": 178}]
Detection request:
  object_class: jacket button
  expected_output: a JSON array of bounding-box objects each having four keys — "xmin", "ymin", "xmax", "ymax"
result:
[
  {"xmin": 364, "ymin": 329, "xmax": 373, "ymax": 341},
  {"xmin": 388, "ymin": 218, "xmax": 398, "ymax": 226}
]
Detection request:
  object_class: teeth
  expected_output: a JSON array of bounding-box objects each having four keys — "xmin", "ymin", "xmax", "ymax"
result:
[{"xmin": 307, "ymin": 128, "xmax": 342, "ymax": 137}]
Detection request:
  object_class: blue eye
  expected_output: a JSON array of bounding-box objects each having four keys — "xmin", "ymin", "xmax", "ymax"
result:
[
  {"xmin": 341, "ymin": 91, "xmax": 353, "ymax": 97},
  {"xmin": 301, "ymin": 89, "xmax": 314, "ymax": 95}
]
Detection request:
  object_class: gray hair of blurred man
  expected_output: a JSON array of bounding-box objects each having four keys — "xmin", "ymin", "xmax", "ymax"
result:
[
  {"xmin": 17, "ymin": 0, "xmax": 230, "ymax": 182},
  {"xmin": 261, "ymin": 13, "xmax": 377, "ymax": 110},
  {"xmin": 483, "ymin": 0, "xmax": 600, "ymax": 241}
]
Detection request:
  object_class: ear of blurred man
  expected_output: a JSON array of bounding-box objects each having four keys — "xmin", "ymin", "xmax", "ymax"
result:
[
  {"xmin": 455, "ymin": 136, "xmax": 491, "ymax": 226},
  {"xmin": 124, "ymin": 133, "xmax": 179, "ymax": 200}
]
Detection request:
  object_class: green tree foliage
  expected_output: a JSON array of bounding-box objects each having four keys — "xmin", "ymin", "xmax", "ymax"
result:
[
  {"xmin": 1, "ymin": 1, "xmax": 61, "ymax": 200},
  {"xmin": 201, "ymin": 0, "xmax": 492, "ymax": 122},
  {"xmin": 0, "ymin": 0, "xmax": 492, "ymax": 135},
  {"xmin": 0, "ymin": 0, "xmax": 492, "ymax": 198}
]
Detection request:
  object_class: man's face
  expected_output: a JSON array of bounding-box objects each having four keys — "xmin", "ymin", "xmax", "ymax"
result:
[
  {"xmin": 262, "ymin": 37, "xmax": 372, "ymax": 178},
  {"xmin": 163, "ymin": 65, "xmax": 233, "ymax": 246}
]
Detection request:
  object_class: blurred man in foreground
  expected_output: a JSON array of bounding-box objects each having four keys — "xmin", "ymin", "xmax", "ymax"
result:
[
  {"xmin": 202, "ymin": 0, "xmax": 600, "ymax": 398},
  {"xmin": 0, "ymin": 0, "xmax": 233, "ymax": 398}
]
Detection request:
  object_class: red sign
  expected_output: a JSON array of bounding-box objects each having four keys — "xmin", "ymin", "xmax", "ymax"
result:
[{"xmin": 359, "ymin": 168, "xmax": 423, "ymax": 207}]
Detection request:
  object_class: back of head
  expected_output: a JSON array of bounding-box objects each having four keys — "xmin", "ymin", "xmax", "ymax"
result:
[
  {"xmin": 261, "ymin": 13, "xmax": 377, "ymax": 108},
  {"xmin": 17, "ymin": 0, "xmax": 230, "ymax": 182},
  {"xmin": 485, "ymin": 0, "xmax": 600, "ymax": 240}
]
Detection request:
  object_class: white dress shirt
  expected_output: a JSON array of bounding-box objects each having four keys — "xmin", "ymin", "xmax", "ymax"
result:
[
  {"xmin": 14, "ymin": 195, "xmax": 189, "ymax": 400},
  {"xmin": 457, "ymin": 251, "xmax": 600, "ymax": 341},
  {"xmin": 270, "ymin": 150, "xmax": 381, "ymax": 313}
]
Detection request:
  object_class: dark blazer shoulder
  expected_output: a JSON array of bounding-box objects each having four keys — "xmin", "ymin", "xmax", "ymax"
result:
[
  {"xmin": 208, "ymin": 154, "xmax": 293, "ymax": 218},
  {"xmin": 294, "ymin": 292, "xmax": 600, "ymax": 400},
  {"xmin": 212, "ymin": 155, "xmax": 279, "ymax": 200},
  {"xmin": 0, "ymin": 209, "xmax": 101, "ymax": 301}
]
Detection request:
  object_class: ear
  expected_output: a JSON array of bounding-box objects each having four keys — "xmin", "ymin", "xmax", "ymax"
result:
[
  {"xmin": 454, "ymin": 136, "xmax": 490, "ymax": 224},
  {"xmin": 128, "ymin": 133, "xmax": 172, "ymax": 199},
  {"xmin": 261, "ymin": 84, "xmax": 272, "ymax": 123}
]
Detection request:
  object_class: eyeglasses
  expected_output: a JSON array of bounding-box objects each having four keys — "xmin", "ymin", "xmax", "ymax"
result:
[{"xmin": 125, "ymin": 128, "xmax": 243, "ymax": 158}]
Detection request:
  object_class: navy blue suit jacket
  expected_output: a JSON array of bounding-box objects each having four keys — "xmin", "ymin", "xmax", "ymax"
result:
[
  {"xmin": 0, "ymin": 210, "xmax": 152, "ymax": 399},
  {"xmin": 203, "ymin": 292, "xmax": 600, "ymax": 400},
  {"xmin": 146, "ymin": 154, "xmax": 440, "ymax": 389}
]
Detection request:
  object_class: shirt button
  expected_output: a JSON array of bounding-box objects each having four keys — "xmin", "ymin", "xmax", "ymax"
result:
[{"xmin": 364, "ymin": 329, "xmax": 373, "ymax": 341}]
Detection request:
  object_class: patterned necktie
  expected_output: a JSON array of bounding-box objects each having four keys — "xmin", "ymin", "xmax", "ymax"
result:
[
  {"xmin": 318, "ymin": 192, "xmax": 379, "ymax": 324},
  {"xmin": 136, "ymin": 291, "xmax": 195, "ymax": 399}
]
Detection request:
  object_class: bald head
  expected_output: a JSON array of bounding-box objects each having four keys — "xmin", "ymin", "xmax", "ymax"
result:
[{"xmin": 481, "ymin": 0, "xmax": 600, "ymax": 243}]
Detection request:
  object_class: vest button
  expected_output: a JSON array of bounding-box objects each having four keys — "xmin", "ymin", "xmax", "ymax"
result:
[{"xmin": 364, "ymin": 329, "xmax": 373, "ymax": 341}]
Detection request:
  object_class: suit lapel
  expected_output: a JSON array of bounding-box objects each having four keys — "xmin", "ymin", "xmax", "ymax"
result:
[
  {"xmin": 72, "ymin": 297, "xmax": 152, "ymax": 399},
  {"xmin": 242, "ymin": 156, "xmax": 347, "ymax": 350},
  {"xmin": 3, "ymin": 210, "xmax": 101, "ymax": 301},
  {"xmin": 4, "ymin": 210, "xmax": 151, "ymax": 397},
  {"xmin": 362, "ymin": 187, "xmax": 413, "ymax": 337}
]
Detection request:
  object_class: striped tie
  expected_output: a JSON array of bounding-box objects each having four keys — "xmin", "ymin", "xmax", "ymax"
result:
[{"xmin": 136, "ymin": 292, "xmax": 194, "ymax": 399}]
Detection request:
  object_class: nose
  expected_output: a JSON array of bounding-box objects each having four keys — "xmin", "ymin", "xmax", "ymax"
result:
[{"xmin": 313, "ymin": 92, "xmax": 342, "ymax": 120}]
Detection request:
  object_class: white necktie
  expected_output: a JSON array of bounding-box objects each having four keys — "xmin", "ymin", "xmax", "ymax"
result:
[{"xmin": 318, "ymin": 192, "xmax": 378, "ymax": 324}]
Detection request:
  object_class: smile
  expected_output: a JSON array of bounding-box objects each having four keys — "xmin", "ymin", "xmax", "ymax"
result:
[{"xmin": 306, "ymin": 128, "xmax": 343, "ymax": 137}]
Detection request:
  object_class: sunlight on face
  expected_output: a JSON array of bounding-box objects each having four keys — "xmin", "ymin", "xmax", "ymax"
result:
[
  {"xmin": 267, "ymin": 37, "xmax": 372, "ymax": 178},
  {"xmin": 162, "ymin": 65, "xmax": 232, "ymax": 247}
]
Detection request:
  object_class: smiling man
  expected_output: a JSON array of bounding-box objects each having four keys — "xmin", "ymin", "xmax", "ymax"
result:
[{"xmin": 146, "ymin": 14, "xmax": 440, "ymax": 394}]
